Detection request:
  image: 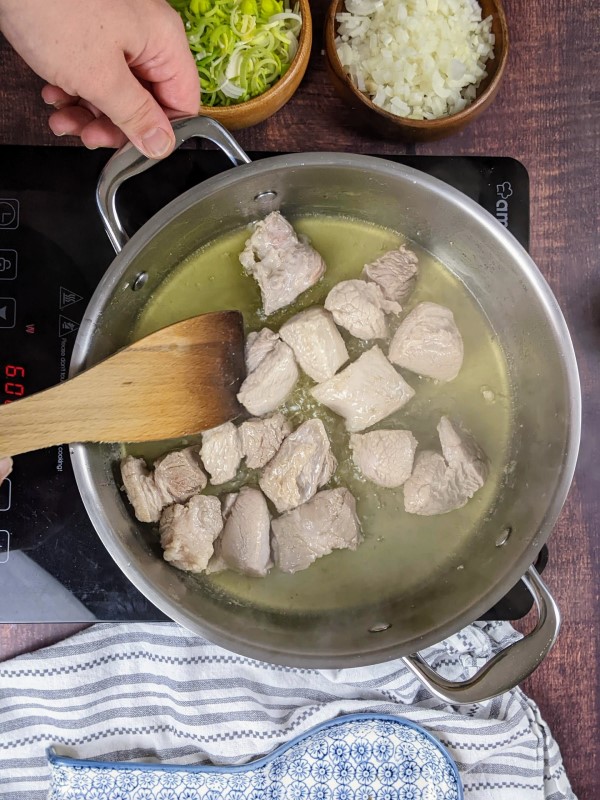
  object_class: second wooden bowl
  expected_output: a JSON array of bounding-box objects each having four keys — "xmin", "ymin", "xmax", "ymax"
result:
[
  {"xmin": 201, "ymin": 0, "xmax": 312, "ymax": 131},
  {"xmin": 325, "ymin": 0, "xmax": 509, "ymax": 142}
]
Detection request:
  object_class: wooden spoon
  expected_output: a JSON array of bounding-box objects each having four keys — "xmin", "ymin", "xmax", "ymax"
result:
[{"xmin": 0, "ymin": 311, "xmax": 246, "ymax": 456}]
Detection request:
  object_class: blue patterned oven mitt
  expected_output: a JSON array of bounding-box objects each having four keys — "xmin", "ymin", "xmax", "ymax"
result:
[{"xmin": 48, "ymin": 714, "xmax": 462, "ymax": 800}]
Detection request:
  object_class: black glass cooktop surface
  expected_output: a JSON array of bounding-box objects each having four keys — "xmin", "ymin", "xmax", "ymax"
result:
[{"xmin": 0, "ymin": 145, "xmax": 537, "ymax": 623}]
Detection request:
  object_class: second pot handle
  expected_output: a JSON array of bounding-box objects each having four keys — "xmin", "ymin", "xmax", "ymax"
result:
[
  {"xmin": 96, "ymin": 116, "xmax": 252, "ymax": 253},
  {"xmin": 402, "ymin": 566, "xmax": 560, "ymax": 705}
]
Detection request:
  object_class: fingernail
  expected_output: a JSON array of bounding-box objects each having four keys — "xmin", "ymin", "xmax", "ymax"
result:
[
  {"xmin": 45, "ymin": 99, "xmax": 68, "ymax": 110},
  {"xmin": 140, "ymin": 128, "xmax": 172, "ymax": 159},
  {"xmin": 0, "ymin": 457, "xmax": 13, "ymax": 482}
]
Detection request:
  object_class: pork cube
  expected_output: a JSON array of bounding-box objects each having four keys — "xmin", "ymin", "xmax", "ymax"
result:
[
  {"xmin": 350, "ymin": 429, "xmax": 418, "ymax": 488},
  {"xmin": 205, "ymin": 543, "xmax": 227, "ymax": 575},
  {"xmin": 279, "ymin": 307, "xmax": 349, "ymax": 382},
  {"xmin": 324, "ymin": 279, "xmax": 401, "ymax": 340},
  {"xmin": 237, "ymin": 334, "xmax": 299, "ymax": 417},
  {"xmin": 221, "ymin": 491, "xmax": 238, "ymax": 519},
  {"xmin": 204, "ymin": 493, "xmax": 237, "ymax": 575},
  {"xmin": 272, "ymin": 488, "xmax": 362, "ymax": 574},
  {"xmin": 153, "ymin": 446, "xmax": 207, "ymax": 505},
  {"xmin": 239, "ymin": 412, "xmax": 293, "ymax": 469},
  {"xmin": 403, "ymin": 451, "xmax": 470, "ymax": 516},
  {"xmin": 404, "ymin": 417, "xmax": 488, "ymax": 516},
  {"xmin": 159, "ymin": 495, "xmax": 223, "ymax": 573},
  {"xmin": 239, "ymin": 211, "xmax": 326, "ymax": 316},
  {"xmin": 120, "ymin": 455, "xmax": 164, "ymax": 523},
  {"xmin": 438, "ymin": 416, "xmax": 488, "ymax": 496},
  {"xmin": 259, "ymin": 418, "xmax": 337, "ymax": 513},
  {"xmin": 311, "ymin": 346, "xmax": 415, "ymax": 432},
  {"xmin": 388, "ymin": 302, "xmax": 464, "ymax": 382},
  {"xmin": 201, "ymin": 422, "xmax": 243, "ymax": 485},
  {"xmin": 218, "ymin": 487, "xmax": 272, "ymax": 577},
  {"xmin": 245, "ymin": 327, "xmax": 280, "ymax": 374},
  {"xmin": 362, "ymin": 245, "xmax": 419, "ymax": 303}
]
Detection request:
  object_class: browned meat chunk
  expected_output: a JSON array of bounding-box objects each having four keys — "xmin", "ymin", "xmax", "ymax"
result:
[
  {"xmin": 200, "ymin": 422, "xmax": 243, "ymax": 486},
  {"xmin": 154, "ymin": 446, "xmax": 206, "ymax": 504},
  {"xmin": 259, "ymin": 419, "xmax": 337, "ymax": 513},
  {"xmin": 159, "ymin": 495, "xmax": 223, "ymax": 572},
  {"xmin": 403, "ymin": 451, "xmax": 468, "ymax": 515},
  {"xmin": 122, "ymin": 448, "xmax": 207, "ymax": 523},
  {"xmin": 239, "ymin": 211, "xmax": 326, "ymax": 316},
  {"xmin": 362, "ymin": 245, "xmax": 419, "ymax": 303},
  {"xmin": 350, "ymin": 429, "xmax": 417, "ymax": 488},
  {"xmin": 217, "ymin": 487, "xmax": 272, "ymax": 577},
  {"xmin": 311, "ymin": 346, "xmax": 415, "ymax": 432},
  {"xmin": 237, "ymin": 329, "xmax": 299, "ymax": 417},
  {"xmin": 404, "ymin": 417, "xmax": 488, "ymax": 515},
  {"xmin": 245, "ymin": 327, "xmax": 280, "ymax": 373},
  {"xmin": 239, "ymin": 413, "xmax": 292, "ymax": 469},
  {"xmin": 388, "ymin": 302, "xmax": 464, "ymax": 382},
  {"xmin": 438, "ymin": 416, "xmax": 488, "ymax": 496},
  {"xmin": 324, "ymin": 279, "xmax": 401, "ymax": 340},
  {"xmin": 279, "ymin": 307, "xmax": 349, "ymax": 382},
  {"xmin": 120, "ymin": 455, "xmax": 164, "ymax": 523},
  {"xmin": 272, "ymin": 488, "xmax": 362, "ymax": 574}
]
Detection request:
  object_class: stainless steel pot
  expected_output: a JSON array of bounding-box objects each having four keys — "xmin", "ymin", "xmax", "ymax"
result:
[{"xmin": 70, "ymin": 117, "xmax": 581, "ymax": 703}]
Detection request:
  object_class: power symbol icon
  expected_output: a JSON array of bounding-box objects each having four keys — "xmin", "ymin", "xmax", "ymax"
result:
[{"xmin": 0, "ymin": 200, "xmax": 19, "ymax": 229}]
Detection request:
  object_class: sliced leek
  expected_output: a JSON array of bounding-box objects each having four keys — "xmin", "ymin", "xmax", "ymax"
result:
[{"xmin": 170, "ymin": 0, "xmax": 302, "ymax": 106}]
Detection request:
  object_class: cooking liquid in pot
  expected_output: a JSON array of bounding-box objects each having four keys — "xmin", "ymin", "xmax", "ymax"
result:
[{"xmin": 128, "ymin": 215, "xmax": 513, "ymax": 613}]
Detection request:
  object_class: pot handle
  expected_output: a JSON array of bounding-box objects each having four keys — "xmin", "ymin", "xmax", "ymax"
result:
[
  {"xmin": 96, "ymin": 116, "xmax": 252, "ymax": 253},
  {"xmin": 401, "ymin": 566, "xmax": 560, "ymax": 705}
]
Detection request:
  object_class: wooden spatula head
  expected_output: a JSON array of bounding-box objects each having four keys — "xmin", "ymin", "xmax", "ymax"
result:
[{"xmin": 0, "ymin": 311, "xmax": 246, "ymax": 456}]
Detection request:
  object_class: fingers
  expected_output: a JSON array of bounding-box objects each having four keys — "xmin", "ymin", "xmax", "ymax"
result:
[
  {"xmin": 42, "ymin": 85, "xmax": 124, "ymax": 148},
  {"xmin": 0, "ymin": 457, "xmax": 13, "ymax": 484},
  {"xmin": 41, "ymin": 84, "xmax": 79, "ymax": 109},
  {"xmin": 36, "ymin": 5, "xmax": 201, "ymax": 158},
  {"xmin": 48, "ymin": 105, "xmax": 96, "ymax": 137},
  {"xmin": 42, "ymin": 84, "xmax": 127, "ymax": 150},
  {"xmin": 47, "ymin": 105, "xmax": 128, "ymax": 149},
  {"xmin": 129, "ymin": 10, "xmax": 200, "ymax": 118},
  {"xmin": 79, "ymin": 118, "xmax": 128, "ymax": 150},
  {"xmin": 84, "ymin": 55, "xmax": 178, "ymax": 159},
  {"xmin": 43, "ymin": 85, "xmax": 160, "ymax": 152}
]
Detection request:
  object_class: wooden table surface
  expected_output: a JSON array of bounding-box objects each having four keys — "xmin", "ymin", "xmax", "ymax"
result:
[{"xmin": 0, "ymin": 1, "xmax": 598, "ymax": 797}]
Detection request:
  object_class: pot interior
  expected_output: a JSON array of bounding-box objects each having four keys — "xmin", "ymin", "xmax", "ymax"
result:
[{"xmin": 71, "ymin": 155, "xmax": 578, "ymax": 666}]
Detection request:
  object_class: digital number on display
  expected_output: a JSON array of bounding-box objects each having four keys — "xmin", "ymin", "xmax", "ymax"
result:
[{"xmin": 3, "ymin": 365, "xmax": 25, "ymax": 404}]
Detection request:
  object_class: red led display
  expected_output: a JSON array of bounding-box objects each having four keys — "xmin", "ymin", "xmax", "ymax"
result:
[{"xmin": 3, "ymin": 365, "xmax": 26, "ymax": 400}]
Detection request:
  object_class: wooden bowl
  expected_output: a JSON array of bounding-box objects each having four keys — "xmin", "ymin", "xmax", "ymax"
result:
[
  {"xmin": 200, "ymin": 0, "xmax": 312, "ymax": 130},
  {"xmin": 325, "ymin": 0, "xmax": 509, "ymax": 142}
]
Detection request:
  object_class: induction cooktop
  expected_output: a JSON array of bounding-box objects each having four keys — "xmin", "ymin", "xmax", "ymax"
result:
[{"xmin": 0, "ymin": 145, "xmax": 541, "ymax": 623}]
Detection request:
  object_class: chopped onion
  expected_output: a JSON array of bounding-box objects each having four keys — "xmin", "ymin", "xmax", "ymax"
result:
[{"xmin": 335, "ymin": 0, "xmax": 495, "ymax": 120}]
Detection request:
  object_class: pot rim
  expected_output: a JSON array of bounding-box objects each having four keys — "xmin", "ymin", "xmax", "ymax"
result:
[{"xmin": 70, "ymin": 153, "xmax": 581, "ymax": 666}]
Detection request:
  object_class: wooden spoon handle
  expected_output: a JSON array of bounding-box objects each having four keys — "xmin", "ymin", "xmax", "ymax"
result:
[
  {"xmin": 0, "ymin": 349, "xmax": 237, "ymax": 456},
  {"xmin": 0, "ymin": 381, "xmax": 89, "ymax": 455},
  {"xmin": 0, "ymin": 312, "xmax": 246, "ymax": 456}
]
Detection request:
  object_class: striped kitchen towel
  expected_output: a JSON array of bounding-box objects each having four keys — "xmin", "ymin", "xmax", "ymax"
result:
[{"xmin": 0, "ymin": 620, "xmax": 575, "ymax": 800}]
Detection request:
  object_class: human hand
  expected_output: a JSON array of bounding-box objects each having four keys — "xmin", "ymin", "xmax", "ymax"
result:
[
  {"xmin": 0, "ymin": 457, "xmax": 12, "ymax": 486},
  {"xmin": 0, "ymin": 0, "xmax": 200, "ymax": 158}
]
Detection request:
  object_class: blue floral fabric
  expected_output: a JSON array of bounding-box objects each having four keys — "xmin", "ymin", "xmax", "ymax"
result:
[{"xmin": 48, "ymin": 715, "xmax": 461, "ymax": 800}]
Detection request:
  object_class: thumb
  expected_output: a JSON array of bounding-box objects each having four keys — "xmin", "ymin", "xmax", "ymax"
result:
[
  {"xmin": 88, "ymin": 57, "xmax": 176, "ymax": 159},
  {"xmin": 0, "ymin": 456, "xmax": 13, "ymax": 483}
]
